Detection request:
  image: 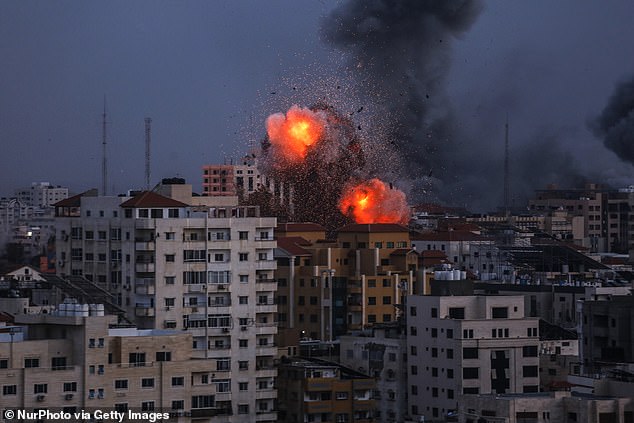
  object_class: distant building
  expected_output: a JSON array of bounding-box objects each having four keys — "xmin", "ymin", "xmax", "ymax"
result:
[
  {"xmin": 339, "ymin": 323, "xmax": 407, "ymax": 423},
  {"xmin": 458, "ymin": 391, "xmax": 634, "ymax": 423},
  {"xmin": 14, "ymin": 182, "xmax": 69, "ymax": 208},
  {"xmin": 276, "ymin": 357, "xmax": 375, "ymax": 423}
]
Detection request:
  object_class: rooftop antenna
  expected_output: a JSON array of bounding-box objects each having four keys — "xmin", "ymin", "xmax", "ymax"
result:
[
  {"xmin": 102, "ymin": 96, "xmax": 108, "ymax": 196},
  {"xmin": 144, "ymin": 117, "xmax": 152, "ymax": 190},
  {"xmin": 504, "ymin": 115, "xmax": 510, "ymax": 217}
]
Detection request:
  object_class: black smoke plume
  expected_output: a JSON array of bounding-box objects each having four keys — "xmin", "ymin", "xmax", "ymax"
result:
[
  {"xmin": 321, "ymin": 0, "xmax": 483, "ymax": 187},
  {"xmin": 594, "ymin": 75, "xmax": 634, "ymax": 165}
]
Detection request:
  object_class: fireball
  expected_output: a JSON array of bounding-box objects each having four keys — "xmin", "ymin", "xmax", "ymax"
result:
[
  {"xmin": 266, "ymin": 105, "xmax": 326, "ymax": 163},
  {"xmin": 339, "ymin": 178, "xmax": 410, "ymax": 224}
]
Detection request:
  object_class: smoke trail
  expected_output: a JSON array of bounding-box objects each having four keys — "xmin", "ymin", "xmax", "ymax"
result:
[
  {"xmin": 322, "ymin": 0, "xmax": 483, "ymax": 180},
  {"xmin": 593, "ymin": 75, "xmax": 634, "ymax": 166}
]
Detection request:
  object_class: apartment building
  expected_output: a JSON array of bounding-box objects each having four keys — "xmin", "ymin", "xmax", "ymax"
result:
[
  {"xmin": 459, "ymin": 391, "xmax": 634, "ymax": 423},
  {"xmin": 14, "ymin": 182, "xmax": 69, "ymax": 208},
  {"xmin": 339, "ymin": 323, "xmax": 407, "ymax": 423},
  {"xmin": 276, "ymin": 358, "xmax": 375, "ymax": 423},
  {"xmin": 53, "ymin": 182, "xmax": 278, "ymax": 422},
  {"xmin": 407, "ymin": 295, "xmax": 541, "ymax": 422},
  {"xmin": 274, "ymin": 223, "xmax": 418, "ymax": 353},
  {"xmin": 0, "ymin": 311, "xmax": 278, "ymax": 421}
]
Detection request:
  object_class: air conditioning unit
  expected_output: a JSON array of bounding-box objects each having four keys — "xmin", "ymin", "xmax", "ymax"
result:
[
  {"xmin": 241, "ymin": 326, "xmax": 247, "ymax": 331},
  {"xmin": 37, "ymin": 394, "xmax": 46, "ymax": 401},
  {"xmin": 222, "ymin": 328, "xmax": 230, "ymax": 333},
  {"xmin": 65, "ymin": 393, "xmax": 74, "ymax": 400},
  {"xmin": 218, "ymin": 285, "xmax": 226, "ymax": 290}
]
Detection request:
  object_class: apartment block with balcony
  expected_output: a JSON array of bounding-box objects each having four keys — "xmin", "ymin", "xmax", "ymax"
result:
[
  {"xmin": 407, "ymin": 295, "xmax": 541, "ymax": 422},
  {"xmin": 276, "ymin": 358, "xmax": 375, "ymax": 423},
  {"xmin": 274, "ymin": 223, "xmax": 419, "ymax": 355},
  {"xmin": 53, "ymin": 183, "xmax": 278, "ymax": 422}
]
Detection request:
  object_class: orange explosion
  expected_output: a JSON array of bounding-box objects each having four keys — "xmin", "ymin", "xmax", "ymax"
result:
[
  {"xmin": 266, "ymin": 105, "xmax": 326, "ymax": 163},
  {"xmin": 339, "ymin": 178, "xmax": 410, "ymax": 224}
]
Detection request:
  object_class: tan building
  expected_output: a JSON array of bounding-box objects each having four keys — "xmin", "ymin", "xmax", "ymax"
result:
[
  {"xmin": 276, "ymin": 358, "xmax": 375, "ymax": 423},
  {"xmin": 274, "ymin": 223, "xmax": 419, "ymax": 354},
  {"xmin": 0, "ymin": 311, "xmax": 266, "ymax": 420}
]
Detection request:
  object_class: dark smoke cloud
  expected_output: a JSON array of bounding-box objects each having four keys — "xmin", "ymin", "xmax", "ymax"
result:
[
  {"xmin": 321, "ymin": 0, "xmax": 484, "ymax": 182},
  {"xmin": 593, "ymin": 75, "xmax": 634, "ymax": 165}
]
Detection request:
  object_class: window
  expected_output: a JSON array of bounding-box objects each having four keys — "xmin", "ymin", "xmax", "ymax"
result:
[
  {"xmin": 63, "ymin": 382, "xmax": 77, "ymax": 392},
  {"xmin": 165, "ymin": 254, "xmax": 175, "ymax": 262},
  {"xmin": 523, "ymin": 365, "xmax": 538, "ymax": 378},
  {"xmin": 3, "ymin": 385, "xmax": 17, "ymax": 395},
  {"xmin": 382, "ymin": 296, "xmax": 391, "ymax": 305},
  {"xmin": 115, "ymin": 403, "xmax": 128, "ymax": 412},
  {"xmin": 156, "ymin": 351, "xmax": 171, "ymax": 362},
  {"xmin": 463, "ymin": 367, "xmax": 479, "ymax": 379},
  {"xmin": 164, "ymin": 298, "xmax": 175, "ymax": 307},
  {"xmin": 447, "ymin": 328, "xmax": 453, "ymax": 338},
  {"xmin": 432, "ymin": 367, "xmax": 438, "ymax": 377},
  {"xmin": 217, "ymin": 358, "xmax": 230, "ymax": 371},
  {"xmin": 24, "ymin": 358, "xmax": 39, "ymax": 368},
  {"xmin": 165, "ymin": 232, "xmax": 175, "ymax": 240},
  {"xmin": 447, "ymin": 368, "xmax": 454, "ymax": 379},
  {"xmin": 523, "ymin": 345, "xmax": 538, "ymax": 357},
  {"xmin": 239, "ymin": 361, "xmax": 249, "ymax": 370},
  {"xmin": 368, "ymin": 297, "xmax": 376, "ymax": 305},
  {"xmin": 141, "ymin": 401, "xmax": 155, "ymax": 412},
  {"xmin": 449, "ymin": 307, "xmax": 465, "ymax": 319},
  {"xmin": 165, "ymin": 276, "xmax": 175, "ymax": 285},
  {"xmin": 238, "ymin": 404, "xmax": 249, "ymax": 414},
  {"xmin": 410, "ymin": 326, "xmax": 417, "ymax": 336},
  {"xmin": 51, "ymin": 356, "xmax": 67, "ymax": 370},
  {"xmin": 115, "ymin": 380, "xmax": 128, "ymax": 390},
  {"xmin": 463, "ymin": 348, "xmax": 478, "ymax": 359},
  {"xmin": 239, "ymin": 231, "xmax": 248, "ymax": 240},
  {"xmin": 447, "ymin": 348, "xmax": 454, "ymax": 359},
  {"xmin": 192, "ymin": 395, "xmax": 215, "ymax": 409},
  {"xmin": 172, "ymin": 377, "xmax": 184, "ymax": 387},
  {"xmin": 431, "ymin": 328, "xmax": 437, "ymax": 338},
  {"xmin": 34, "ymin": 383, "xmax": 48, "ymax": 394},
  {"xmin": 411, "ymin": 385, "xmax": 418, "ymax": 395},
  {"xmin": 411, "ymin": 365, "xmax": 418, "ymax": 375},
  {"xmin": 128, "ymin": 353, "xmax": 146, "ymax": 367},
  {"xmin": 492, "ymin": 307, "xmax": 508, "ymax": 318},
  {"xmin": 239, "ymin": 253, "xmax": 249, "ymax": 261}
]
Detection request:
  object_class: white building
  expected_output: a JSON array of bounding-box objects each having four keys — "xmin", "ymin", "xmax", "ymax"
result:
[
  {"xmin": 14, "ymin": 182, "xmax": 69, "ymax": 208},
  {"xmin": 406, "ymin": 295, "xmax": 540, "ymax": 422},
  {"xmin": 53, "ymin": 183, "xmax": 278, "ymax": 422}
]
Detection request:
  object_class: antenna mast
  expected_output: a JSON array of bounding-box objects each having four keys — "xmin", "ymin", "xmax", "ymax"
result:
[
  {"xmin": 503, "ymin": 116, "xmax": 510, "ymax": 216},
  {"xmin": 102, "ymin": 97, "xmax": 108, "ymax": 196},
  {"xmin": 145, "ymin": 117, "xmax": 152, "ymax": 190}
]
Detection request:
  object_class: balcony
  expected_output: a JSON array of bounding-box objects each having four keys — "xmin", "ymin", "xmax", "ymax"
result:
[
  {"xmin": 255, "ymin": 367, "xmax": 277, "ymax": 378},
  {"xmin": 135, "ymin": 262, "xmax": 155, "ymax": 273},
  {"xmin": 135, "ymin": 241, "xmax": 155, "ymax": 251},
  {"xmin": 256, "ymin": 278, "xmax": 277, "ymax": 290},
  {"xmin": 135, "ymin": 305, "xmax": 155, "ymax": 317},
  {"xmin": 305, "ymin": 401, "xmax": 332, "ymax": 413},
  {"xmin": 256, "ymin": 343, "xmax": 277, "ymax": 355},
  {"xmin": 256, "ymin": 260, "xmax": 276, "ymax": 270},
  {"xmin": 255, "ymin": 411, "xmax": 277, "ymax": 421},
  {"xmin": 135, "ymin": 279, "xmax": 155, "ymax": 295},
  {"xmin": 255, "ymin": 389, "xmax": 277, "ymax": 400},
  {"xmin": 208, "ymin": 283, "xmax": 230, "ymax": 292},
  {"xmin": 187, "ymin": 284, "xmax": 207, "ymax": 293},
  {"xmin": 256, "ymin": 300, "xmax": 276, "ymax": 313}
]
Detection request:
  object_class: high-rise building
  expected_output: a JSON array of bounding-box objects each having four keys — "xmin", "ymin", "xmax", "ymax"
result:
[
  {"xmin": 14, "ymin": 182, "xmax": 69, "ymax": 209},
  {"xmin": 53, "ymin": 182, "xmax": 278, "ymax": 422}
]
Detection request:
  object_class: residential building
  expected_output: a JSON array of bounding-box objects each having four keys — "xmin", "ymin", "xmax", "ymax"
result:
[
  {"xmin": 14, "ymin": 182, "xmax": 69, "ymax": 208},
  {"xmin": 274, "ymin": 223, "xmax": 418, "ymax": 353},
  {"xmin": 339, "ymin": 323, "xmax": 407, "ymax": 423},
  {"xmin": 53, "ymin": 182, "xmax": 278, "ymax": 422},
  {"xmin": 458, "ymin": 391, "xmax": 634, "ymax": 423},
  {"xmin": 0, "ymin": 310, "xmax": 274, "ymax": 421},
  {"xmin": 276, "ymin": 357, "xmax": 375, "ymax": 423},
  {"xmin": 407, "ymin": 295, "xmax": 540, "ymax": 421}
]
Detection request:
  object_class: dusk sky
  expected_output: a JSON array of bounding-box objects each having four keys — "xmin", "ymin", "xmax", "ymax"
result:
[{"xmin": 2, "ymin": 1, "xmax": 634, "ymax": 209}]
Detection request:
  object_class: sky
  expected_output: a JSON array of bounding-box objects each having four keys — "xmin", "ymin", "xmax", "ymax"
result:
[{"xmin": 1, "ymin": 1, "xmax": 634, "ymax": 210}]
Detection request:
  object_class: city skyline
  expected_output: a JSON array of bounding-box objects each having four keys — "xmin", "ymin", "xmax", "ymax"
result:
[{"xmin": 2, "ymin": 1, "xmax": 634, "ymax": 211}]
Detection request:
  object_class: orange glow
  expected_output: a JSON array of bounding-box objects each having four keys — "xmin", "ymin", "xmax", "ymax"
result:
[
  {"xmin": 266, "ymin": 105, "xmax": 326, "ymax": 162},
  {"xmin": 339, "ymin": 178, "xmax": 410, "ymax": 224}
]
